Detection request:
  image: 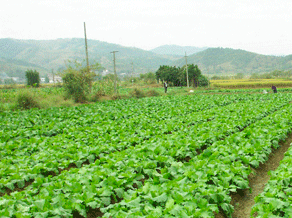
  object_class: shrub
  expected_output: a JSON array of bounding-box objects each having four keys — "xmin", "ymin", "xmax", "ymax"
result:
[
  {"xmin": 16, "ymin": 90, "xmax": 40, "ymax": 110},
  {"xmin": 129, "ymin": 88, "xmax": 145, "ymax": 98},
  {"xmin": 62, "ymin": 71, "xmax": 88, "ymax": 102},
  {"xmin": 89, "ymin": 90, "xmax": 104, "ymax": 102},
  {"xmin": 110, "ymin": 94, "xmax": 128, "ymax": 100},
  {"xmin": 39, "ymin": 95, "xmax": 75, "ymax": 109},
  {"xmin": 62, "ymin": 61, "xmax": 101, "ymax": 103},
  {"xmin": 146, "ymin": 89, "xmax": 160, "ymax": 97},
  {"xmin": 0, "ymin": 103, "xmax": 4, "ymax": 113}
]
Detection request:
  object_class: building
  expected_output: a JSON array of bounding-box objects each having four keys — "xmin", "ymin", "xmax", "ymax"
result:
[{"xmin": 47, "ymin": 74, "xmax": 63, "ymax": 83}]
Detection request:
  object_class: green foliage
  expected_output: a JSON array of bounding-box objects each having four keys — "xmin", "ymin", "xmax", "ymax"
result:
[
  {"xmin": 62, "ymin": 61, "xmax": 101, "ymax": 103},
  {"xmin": 139, "ymin": 72, "xmax": 157, "ymax": 84},
  {"xmin": 197, "ymin": 75, "xmax": 209, "ymax": 87},
  {"xmin": 45, "ymin": 75, "xmax": 50, "ymax": 83},
  {"xmin": 4, "ymin": 78, "xmax": 15, "ymax": 85},
  {"xmin": 180, "ymin": 64, "xmax": 208, "ymax": 87},
  {"xmin": 1, "ymin": 93, "xmax": 292, "ymax": 217},
  {"xmin": 173, "ymin": 48, "xmax": 292, "ymax": 75},
  {"xmin": 156, "ymin": 64, "xmax": 209, "ymax": 87},
  {"xmin": 235, "ymin": 73, "xmax": 244, "ymax": 79},
  {"xmin": 16, "ymin": 90, "xmax": 40, "ymax": 110},
  {"xmin": 91, "ymin": 74, "xmax": 117, "ymax": 98},
  {"xmin": 156, "ymin": 65, "xmax": 181, "ymax": 86},
  {"xmin": 250, "ymin": 69, "xmax": 292, "ymax": 79},
  {"xmin": 25, "ymin": 69, "xmax": 40, "ymax": 87},
  {"xmin": 0, "ymin": 103, "xmax": 4, "ymax": 113},
  {"xmin": 0, "ymin": 38, "xmax": 173, "ymax": 78},
  {"xmin": 129, "ymin": 88, "xmax": 145, "ymax": 98},
  {"xmin": 146, "ymin": 89, "xmax": 161, "ymax": 97}
]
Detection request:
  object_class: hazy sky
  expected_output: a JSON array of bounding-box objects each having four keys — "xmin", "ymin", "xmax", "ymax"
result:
[{"xmin": 1, "ymin": 0, "xmax": 291, "ymax": 55}]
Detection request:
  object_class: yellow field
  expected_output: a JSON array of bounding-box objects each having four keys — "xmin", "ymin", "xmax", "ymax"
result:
[{"xmin": 210, "ymin": 79, "xmax": 292, "ymax": 89}]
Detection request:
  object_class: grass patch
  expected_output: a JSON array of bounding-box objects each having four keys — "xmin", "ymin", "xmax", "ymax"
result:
[
  {"xmin": 145, "ymin": 89, "xmax": 161, "ymax": 97},
  {"xmin": 40, "ymin": 95, "xmax": 75, "ymax": 109},
  {"xmin": 16, "ymin": 90, "xmax": 40, "ymax": 110},
  {"xmin": 129, "ymin": 88, "xmax": 146, "ymax": 98}
]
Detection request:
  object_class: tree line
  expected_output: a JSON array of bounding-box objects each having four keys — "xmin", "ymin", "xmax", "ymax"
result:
[{"xmin": 155, "ymin": 64, "xmax": 209, "ymax": 87}]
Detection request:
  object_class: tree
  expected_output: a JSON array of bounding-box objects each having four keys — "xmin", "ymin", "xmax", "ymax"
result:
[
  {"xmin": 25, "ymin": 69, "xmax": 40, "ymax": 87},
  {"xmin": 156, "ymin": 65, "xmax": 181, "ymax": 86},
  {"xmin": 156, "ymin": 64, "xmax": 209, "ymax": 87}
]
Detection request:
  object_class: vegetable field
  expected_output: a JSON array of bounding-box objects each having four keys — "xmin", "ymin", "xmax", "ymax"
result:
[{"xmin": 1, "ymin": 92, "xmax": 292, "ymax": 217}]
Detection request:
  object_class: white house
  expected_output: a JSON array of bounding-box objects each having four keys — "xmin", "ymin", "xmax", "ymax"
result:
[{"xmin": 47, "ymin": 74, "xmax": 63, "ymax": 83}]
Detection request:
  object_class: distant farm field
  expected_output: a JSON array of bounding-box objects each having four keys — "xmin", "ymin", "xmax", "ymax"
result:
[
  {"xmin": 210, "ymin": 79, "xmax": 292, "ymax": 89},
  {"xmin": 1, "ymin": 91, "xmax": 292, "ymax": 217}
]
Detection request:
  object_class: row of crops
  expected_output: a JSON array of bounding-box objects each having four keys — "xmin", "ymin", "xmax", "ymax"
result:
[
  {"xmin": 252, "ymin": 145, "xmax": 292, "ymax": 217},
  {"xmin": 1, "ymin": 93, "xmax": 292, "ymax": 217}
]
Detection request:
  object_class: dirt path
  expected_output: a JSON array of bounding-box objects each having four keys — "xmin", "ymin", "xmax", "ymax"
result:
[{"xmin": 230, "ymin": 133, "xmax": 292, "ymax": 218}]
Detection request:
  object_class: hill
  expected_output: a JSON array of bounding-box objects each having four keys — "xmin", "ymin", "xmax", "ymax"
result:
[
  {"xmin": 150, "ymin": 44, "xmax": 208, "ymax": 56},
  {"xmin": 173, "ymin": 47, "xmax": 292, "ymax": 76},
  {"xmin": 1, "ymin": 39, "xmax": 292, "ymax": 79},
  {"xmin": 0, "ymin": 38, "xmax": 173, "ymax": 77}
]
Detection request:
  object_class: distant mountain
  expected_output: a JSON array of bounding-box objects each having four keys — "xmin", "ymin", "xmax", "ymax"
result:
[
  {"xmin": 173, "ymin": 47, "xmax": 292, "ymax": 75},
  {"xmin": 1, "ymin": 39, "xmax": 292, "ymax": 79},
  {"xmin": 0, "ymin": 38, "xmax": 173, "ymax": 77},
  {"xmin": 0, "ymin": 57, "xmax": 48, "ymax": 79},
  {"xmin": 150, "ymin": 45, "xmax": 208, "ymax": 56}
]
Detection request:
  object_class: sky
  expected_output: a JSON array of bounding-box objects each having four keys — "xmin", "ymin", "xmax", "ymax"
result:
[{"xmin": 0, "ymin": 0, "xmax": 291, "ymax": 56}]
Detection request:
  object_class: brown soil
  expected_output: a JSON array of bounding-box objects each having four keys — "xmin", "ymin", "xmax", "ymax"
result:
[{"xmin": 227, "ymin": 133, "xmax": 292, "ymax": 218}]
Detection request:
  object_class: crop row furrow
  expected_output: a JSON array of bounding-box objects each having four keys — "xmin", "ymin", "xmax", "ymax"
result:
[
  {"xmin": 0, "ymin": 101, "xmax": 237, "ymax": 190},
  {"xmin": 0, "ymin": 96, "xmax": 285, "ymax": 195},
  {"xmin": 0, "ymin": 96, "xmax": 290, "ymax": 217},
  {"xmin": 0, "ymin": 93, "xmax": 277, "ymax": 144},
  {"xmin": 101, "ymin": 103, "xmax": 292, "ymax": 218},
  {"xmin": 251, "ymin": 143, "xmax": 292, "ymax": 217},
  {"xmin": 0, "ymin": 94, "xmax": 240, "ymax": 142},
  {"xmin": 1, "ymin": 95, "xmax": 275, "ymax": 192}
]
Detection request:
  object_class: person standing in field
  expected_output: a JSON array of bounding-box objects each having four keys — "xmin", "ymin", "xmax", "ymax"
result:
[
  {"xmin": 164, "ymin": 82, "xmax": 168, "ymax": 93},
  {"xmin": 271, "ymin": 85, "xmax": 277, "ymax": 93}
]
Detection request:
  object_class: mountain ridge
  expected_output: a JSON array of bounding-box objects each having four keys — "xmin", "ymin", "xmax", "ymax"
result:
[
  {"xmin": 149, "ymin": 44, "xmax": 208, "ymax": 56},
  {"xmin": 0, "ymin": 38, "xmax": 292, "ymax": 79},
  {"xmin": 173, "ymin": 47, "xmax": 292, "ymax": 75}
]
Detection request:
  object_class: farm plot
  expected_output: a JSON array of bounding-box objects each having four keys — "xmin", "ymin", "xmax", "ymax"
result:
[
  {"xmin": 0, "ymin": 93, "xmax": 292, "ymax": 217},
  {"xmin": 0, "ymin": 94, "xmax": 252, "ymax": 192}
]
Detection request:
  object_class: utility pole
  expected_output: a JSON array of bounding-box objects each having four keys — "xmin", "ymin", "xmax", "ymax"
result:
[
  {"xmin": 111, "ymin": 51, "xmax": 119, "ymax": 94},
  {"xmin": 84, "ymin": 22, "xmax": 89, "ymax": 73},
  {"xmin": 131, "ymin": 62, "xmax": 134, "ymax": 84},
  {"xmin": 52, "ymin": 69, "xmax": 55, "ymax": 86},
  {"xmin": 185, "ymin": 52, "xmax": 189, "ymax": 87}
]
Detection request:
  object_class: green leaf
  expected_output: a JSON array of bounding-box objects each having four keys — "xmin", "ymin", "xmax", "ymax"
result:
[
  {"xmin": 114, "ymin": 188, "xmax": 124, "ymax": 199},
  {"xmin": 165, "ymin": 198, "xmax": 175, "ymax": 211},
  {"xmin": 6, "ymin": 183, "xmax": 15, "ymax": 191},
  {"xmin": 34, "ymin": 199, "xmax": 46, "ymax": 210},
  {"xmin": 17, "ymin": 180, "xmax": 25, "ymax": 189},
  {"xmin": 101, "ymin": 197, "xmax": 111, "ymax": 206},
  {"xmin": 220, "ymin": 203, "xmax": 233, "ymax": 215},
  {"xmin": 169, "ymin": 205, "xmax": 182, "ymax": 216},
  {"xmin": 153, "ymin": 193, "xmax": 168, "ymax": 203},
  {"xmin": 87, "ymin": 201, "xmax": 99, "ymax": 209}
]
